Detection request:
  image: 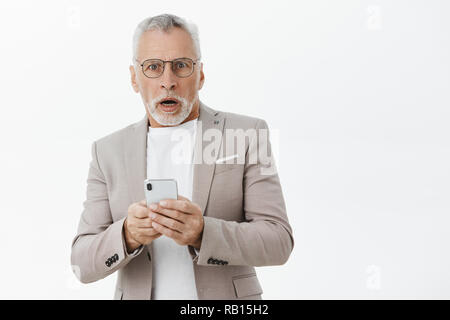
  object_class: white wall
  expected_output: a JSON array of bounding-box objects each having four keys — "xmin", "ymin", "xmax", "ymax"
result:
[{"xmin": 0, "ymin": 0, "xmax": 449, "ymax": 299}]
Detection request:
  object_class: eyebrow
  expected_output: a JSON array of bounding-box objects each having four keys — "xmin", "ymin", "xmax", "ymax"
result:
[{"xmin": 141, "ymin": 57, "xmax": 194, "ymax": 61}]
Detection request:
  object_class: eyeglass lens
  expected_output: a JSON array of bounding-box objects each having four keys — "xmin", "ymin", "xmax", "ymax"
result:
[{"xmin": 142, "ymin": 58, "xmax": 194, "ymax": 78}]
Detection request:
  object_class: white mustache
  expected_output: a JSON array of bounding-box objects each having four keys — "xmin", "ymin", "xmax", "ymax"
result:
[
  {"xmin": 146, "ymin": 93, "xmax": 194, "ymax": 126},
  {"xmin": 150, "ymin": 93, "xmax": 186, "ymax": 106}
]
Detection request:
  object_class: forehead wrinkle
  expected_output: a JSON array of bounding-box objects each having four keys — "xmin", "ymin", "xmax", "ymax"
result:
[
  {"xmin": 139, "ymin": 50, "xmax": 191, "ymax": 61},
  {"xmin": 138, "ymin": 46, "xmax": 196, "ymax": 61},
  {"xmin": 136, "ymin": 29, "xmax": 197, "ymax": 61}
]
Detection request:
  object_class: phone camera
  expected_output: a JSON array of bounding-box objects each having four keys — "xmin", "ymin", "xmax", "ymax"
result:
[{"xmin": 147, "ymin": 183, "xmax": 152, "ymax": 191}]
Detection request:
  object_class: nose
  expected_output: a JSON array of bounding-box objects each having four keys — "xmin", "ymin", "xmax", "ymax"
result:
[{"xmin": 159, "ymin": 62, "xmax": 177, "ymax": 91}]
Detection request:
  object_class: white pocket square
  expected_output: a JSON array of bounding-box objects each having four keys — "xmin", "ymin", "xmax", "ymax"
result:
[{"xmin": 215, "ymin": 154, "xmax": 239, "ymax": 164}]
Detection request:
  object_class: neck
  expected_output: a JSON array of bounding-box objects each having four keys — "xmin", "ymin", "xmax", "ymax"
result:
[{"xmin": 147, "ymin": 100, "xmax": 200, "ymax": 128}]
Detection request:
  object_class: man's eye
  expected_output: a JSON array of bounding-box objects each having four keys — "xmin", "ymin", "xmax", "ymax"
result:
[
  {"xmin": 149, "ymin": 64, "xmax": 158, "ymax": 70},
  {"xmin": 176, "ymin": 62, "xmax": 186, "ymax": 69}
]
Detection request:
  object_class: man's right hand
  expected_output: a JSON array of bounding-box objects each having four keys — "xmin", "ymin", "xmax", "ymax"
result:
[{"xmin": 123, "ymin": 200, "xmax": 162, "ymax": 253}]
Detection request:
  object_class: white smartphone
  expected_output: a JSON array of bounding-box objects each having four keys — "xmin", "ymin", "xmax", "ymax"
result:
[{"xmin": 144, "ymin": 178, "xmax": 178, "ymax": 206}]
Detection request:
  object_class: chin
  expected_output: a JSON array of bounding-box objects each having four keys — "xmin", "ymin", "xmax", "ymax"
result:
[
  {"xmin": 158, "ymin": 105, "xmax": 180, "ymax": 115},
  {"xmin": 152, "ymin": 109, "xmax": 187, "ymax": 126}
]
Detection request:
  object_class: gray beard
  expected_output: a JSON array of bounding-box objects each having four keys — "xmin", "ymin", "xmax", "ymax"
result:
[{"xmin": 148, "ymin": 97, "xmax": 195, "ymax": 126}]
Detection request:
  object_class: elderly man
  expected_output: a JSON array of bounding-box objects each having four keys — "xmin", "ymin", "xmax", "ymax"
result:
[{"xmin": 71, "ymin": 13, "xmax": 293, "ymax": 300}]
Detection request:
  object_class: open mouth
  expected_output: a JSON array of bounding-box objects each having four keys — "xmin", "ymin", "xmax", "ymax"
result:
[{"xmin": 158, "ymin": 98, "xmax": 180, "ymax": 113}]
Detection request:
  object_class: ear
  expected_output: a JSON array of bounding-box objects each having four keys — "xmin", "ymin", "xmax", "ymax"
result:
[
  {"xmin": 129, "ymin": 65, "xmax": 140, "ymax": 93},
  {"xmin": 198, "ymin": 62, "xmax": 205, "ymax": 91}
]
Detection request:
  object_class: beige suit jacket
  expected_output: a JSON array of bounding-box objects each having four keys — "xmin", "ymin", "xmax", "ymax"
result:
[{"xmin": 71, "ymin": 101, "xmax": 294, "ymax": 300}]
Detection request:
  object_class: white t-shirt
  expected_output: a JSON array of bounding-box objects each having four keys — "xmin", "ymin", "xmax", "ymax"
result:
[{"xmin": 146, "ymin": 118, "xmax": 199, "ymax": 300}]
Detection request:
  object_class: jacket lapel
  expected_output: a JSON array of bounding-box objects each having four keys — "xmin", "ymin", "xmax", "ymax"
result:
[
  {"xmin": 123, "ymin": 114, "xmax": 148, "ymax": 205},
  {"xmin": 123, "ymin": 100, "xmax": 224, "ymax": 216},
  {"xmin": 192, "ymin": 101, "xmax": 224, "ymax": 216}
]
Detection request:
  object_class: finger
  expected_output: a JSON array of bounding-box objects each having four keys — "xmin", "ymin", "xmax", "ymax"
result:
[
  {"xmin": 134, "ymin": 217, "xmax": 153, "ymax": 228},
  {"xmin": 149, "ymin": 205, "xmax": 186, "ymax": 223},
  {"xmin": 139, "ymin": 233, "xmax": 162, "ymax": 244},
  {"xmin": 150, "ymin": 212, "xmax": 184, "ymax": 232},
  {"xmin": 177, "ymin": 195, "xmax": 189, "ymax": 201},
  {"xmin": 149, "ymin": 233, "xmax": 163, "ymax": 240},
  {"xmin": 133, "ymin": 204, "xmax": 150, "ymax": 219},
  {"xmin": 135, "ymin": 227, "xmax": 161, "ymax": 237},
  {"xmin": 152, "ymin": 221, "xmax": 182, "ymax": 240},
  {"xmin": 158, "ymin": 199, "xmax": 198, "ymax": 215}
]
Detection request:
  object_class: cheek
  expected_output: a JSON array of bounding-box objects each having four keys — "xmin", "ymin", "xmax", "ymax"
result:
[
  {"xmin": 186, "ymin": 77, "xmax": 200, "ymax": 95},
  {"xmin": 192, "ymin": 72, "xmax": 201, "ymax": 88},
  {"xmin": 138, "ymin": 79, "xmax": 159, "ymax": 101}
]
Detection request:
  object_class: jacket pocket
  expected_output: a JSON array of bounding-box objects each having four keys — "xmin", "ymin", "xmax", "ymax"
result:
[
  {"xmin": 214, "ymin": 163, "xmax": 244, "ymax": 175},
  {"xmin": 113, "ymin": 288, "xmax": 123, "ymax": 300},
  {"xmin": 232, "ymin": 274, "xmax": 263, "ymax": 298}
]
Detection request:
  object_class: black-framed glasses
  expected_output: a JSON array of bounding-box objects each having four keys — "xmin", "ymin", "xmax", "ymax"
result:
[{"xmin": 136, "ymin": 57, "xmax": 200, "ymax": 78}]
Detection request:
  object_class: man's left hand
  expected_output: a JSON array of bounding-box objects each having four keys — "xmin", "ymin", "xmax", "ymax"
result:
[{"xmin": 148, "ymin": 195, "xmax": 204, "ymax": 250}]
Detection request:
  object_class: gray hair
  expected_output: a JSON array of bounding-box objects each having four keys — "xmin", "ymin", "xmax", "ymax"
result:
[{"xmin": 132, "ymin": 14, "xmax": 201, "ymax": 64}]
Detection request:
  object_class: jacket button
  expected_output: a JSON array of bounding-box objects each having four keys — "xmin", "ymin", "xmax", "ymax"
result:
[{"xmin": 208, "ymin": 258, "xmax": 213, "ymax": 264}]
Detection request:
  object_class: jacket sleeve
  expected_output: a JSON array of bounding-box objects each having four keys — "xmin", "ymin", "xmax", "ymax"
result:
[
  {"xmin": 195, "ymin": 119, "xmax": 294, "ymax": 267},
  {"xmin": 70, "ymin": 141, "xmax": 144, "ymax": 284}
]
